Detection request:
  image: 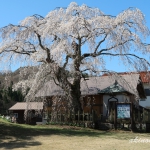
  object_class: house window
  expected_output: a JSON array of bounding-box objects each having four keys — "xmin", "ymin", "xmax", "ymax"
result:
[
  {"xmin": 140, "ymin": 99, "xmax": 146, "ymax": 101},
  {"xmin": 43, "ymin": 112, "xmax": 48, "ymax": 119},
  {"xmin": 144, "ymin": 89, "xmax": 150, "ymax": 96},
  {"xmin": 14, "ymin": 113, "xmax": 18, "ymax": 118}
]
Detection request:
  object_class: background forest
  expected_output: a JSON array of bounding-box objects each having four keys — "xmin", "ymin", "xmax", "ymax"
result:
[{"xmin": 0, "ymin": 67, "xmax": 37, "ymax": 114}]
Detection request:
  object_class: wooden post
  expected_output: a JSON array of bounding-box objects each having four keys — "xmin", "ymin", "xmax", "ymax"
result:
[
  {"xmin": 60, "ymin": 111, "xmax": 62, "ymax": 123},
  {"xmin": 148, "ymin": 111, "xmax": 150, "ymax": 122},
  {"xmin": 56, "ymin": 111, "xmax": 58, "ymax": 123},
  {"xmin": 131, "ymin": 102, "xmax": 134, "ymax": 131},
  {"xmin": 78, "ymin": 111, "xmax": 80, "ymax": 122},
  {"xmin": 73, "ymin": 111, "xmax": 75, "ymax": 121},
  {"xmin": 68, "ymin": 111, "xmax": 71, "ymax": 122},
  {"xmin": 87, "ymin": 113, "xmax": 89, "ymax": 121},
  {"xmin": 92, "ymin": 110, "xmax": 95, "ymax": 122},
  {"xmin": 114, "ymin": 102, "xmax": 117, "ymax": 130},
  {"xmin": 49, "ymin": 112, "xmax": 51, "ymax": 122},
  {"xmin": 83, "ymin": 111, "xmax": 84, "ymax": 122},
  {"xmin": 138, "ymin": 109, "xmax": 140, "ymax": 123}
]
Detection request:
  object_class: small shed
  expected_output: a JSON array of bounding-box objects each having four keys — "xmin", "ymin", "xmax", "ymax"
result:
[{"xmin": 9, "ymin": 102, "xmax": 43, "ymax": 123}]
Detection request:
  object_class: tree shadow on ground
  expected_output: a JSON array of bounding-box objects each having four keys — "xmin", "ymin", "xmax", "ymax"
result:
[
  {"xmin": 0, "ymin": 139, "xmax": 41, "ymax": 150},
  {"xmin": 0, "ymin": 120, "xmax": 113, "ymax": 139},
  {"xmin": 0, "ymin": 120, "xmax": 42, "ymax": 149},
  {"xmin": 1, "ymin": 119, "xmax": 149, "ymax": 149}
]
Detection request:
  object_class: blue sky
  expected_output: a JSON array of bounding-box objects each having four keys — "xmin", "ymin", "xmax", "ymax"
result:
[{"xmin": 0, "ymin": 0, "xmax": 150, "ymax": 72}]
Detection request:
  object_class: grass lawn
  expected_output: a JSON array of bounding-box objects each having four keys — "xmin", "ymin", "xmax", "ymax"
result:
[{"xmin": 0, "ymin": 118, "xmax": 150, "ymax": 150}]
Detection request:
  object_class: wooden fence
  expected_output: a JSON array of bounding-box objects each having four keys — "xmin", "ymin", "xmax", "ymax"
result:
[
  {"xmin": 41, "ymin": 103, "xmax": 150, "ymax": 131},
  {"xmin": 42, "ymin": 110, "xmax": 100, "ymax": 128}
]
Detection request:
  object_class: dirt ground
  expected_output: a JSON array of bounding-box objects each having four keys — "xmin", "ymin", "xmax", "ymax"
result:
[
  {"xmin": 0, "ymin": 119, "xmax": 150, "ymax": 150},
  {"xmin": 1, "ymin": 133, "xmax": 150, "ymax": 150}
]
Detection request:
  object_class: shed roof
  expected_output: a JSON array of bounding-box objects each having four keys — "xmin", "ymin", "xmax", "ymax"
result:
[{"xmin": 9, "ymin": 102, "xmax": 43, "ymax": 110}]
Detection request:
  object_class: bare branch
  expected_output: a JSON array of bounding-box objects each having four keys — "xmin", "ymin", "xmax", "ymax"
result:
[
  {"xmin": 94, "ymin": 34, "xmax": 108, "ymax": 53},
  {"xmin": 63, "ymin": 55, "xmax": 71, "ymax": 69},
  {"xmin": 101, "ymin": 53, "xmax": 150, "ymax": 65},
  {"xmin": 81, "ymin": 39, "xmax": 134, "ymax": 59}
]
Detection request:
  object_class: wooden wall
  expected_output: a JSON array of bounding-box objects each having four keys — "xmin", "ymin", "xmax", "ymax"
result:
[
  {"xmin": 12, "ymin": 110, "xmax": 24, "ymax": 123},
  {"xmin": 44, "ymin": 95, "xmax": 103, "ymax": 117},
  {"xmin": 82, "ymin": 95, "xmax": 103, "ymax": 117}
]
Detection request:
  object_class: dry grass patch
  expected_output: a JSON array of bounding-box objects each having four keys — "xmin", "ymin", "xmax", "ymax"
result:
[{"xmin": 0, "ymin": 119, "xmax": 150, "ymax": 150}]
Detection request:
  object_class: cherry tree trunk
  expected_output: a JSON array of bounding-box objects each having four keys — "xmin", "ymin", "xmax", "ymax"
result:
[{"xmin": 55, "ymin": 66, "xmax": 82, "ymax": 113}]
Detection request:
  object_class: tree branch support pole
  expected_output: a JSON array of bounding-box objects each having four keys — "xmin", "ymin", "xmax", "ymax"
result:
[
  {"xmin": 131, "ymin": 102, "xmax": 134, "ymax": 131},
  {"xmin": 114, "ymin": 102, "xmax": 117, "ymax": 130}
]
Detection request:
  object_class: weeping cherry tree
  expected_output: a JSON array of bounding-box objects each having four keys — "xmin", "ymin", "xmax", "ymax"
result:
[{"xmin": 0, "ymin": 2, "xmax": 150, "ymax": 112}]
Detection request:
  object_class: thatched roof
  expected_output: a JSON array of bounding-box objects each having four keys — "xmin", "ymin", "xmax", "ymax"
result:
[{"xmin": 36, "ymin": 74, "xmax": 143, "ymax": 98}]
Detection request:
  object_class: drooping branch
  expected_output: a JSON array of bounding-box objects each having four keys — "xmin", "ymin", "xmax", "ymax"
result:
[
  {"xmin": 0, "ymin": 44, "xmax": 37, "ymax": 55},
  {"xmin": 101, "ymin": 53, "xmax": 150, "ymax": 66},
  {"xmin": 0, "ymin": 2, "xmax": 150, "ymax": 113}
]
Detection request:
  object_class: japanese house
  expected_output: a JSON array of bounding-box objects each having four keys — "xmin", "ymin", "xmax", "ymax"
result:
[{"xmin": 35, "ymin": 74, "xmax": 146, "ymax": 121}]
